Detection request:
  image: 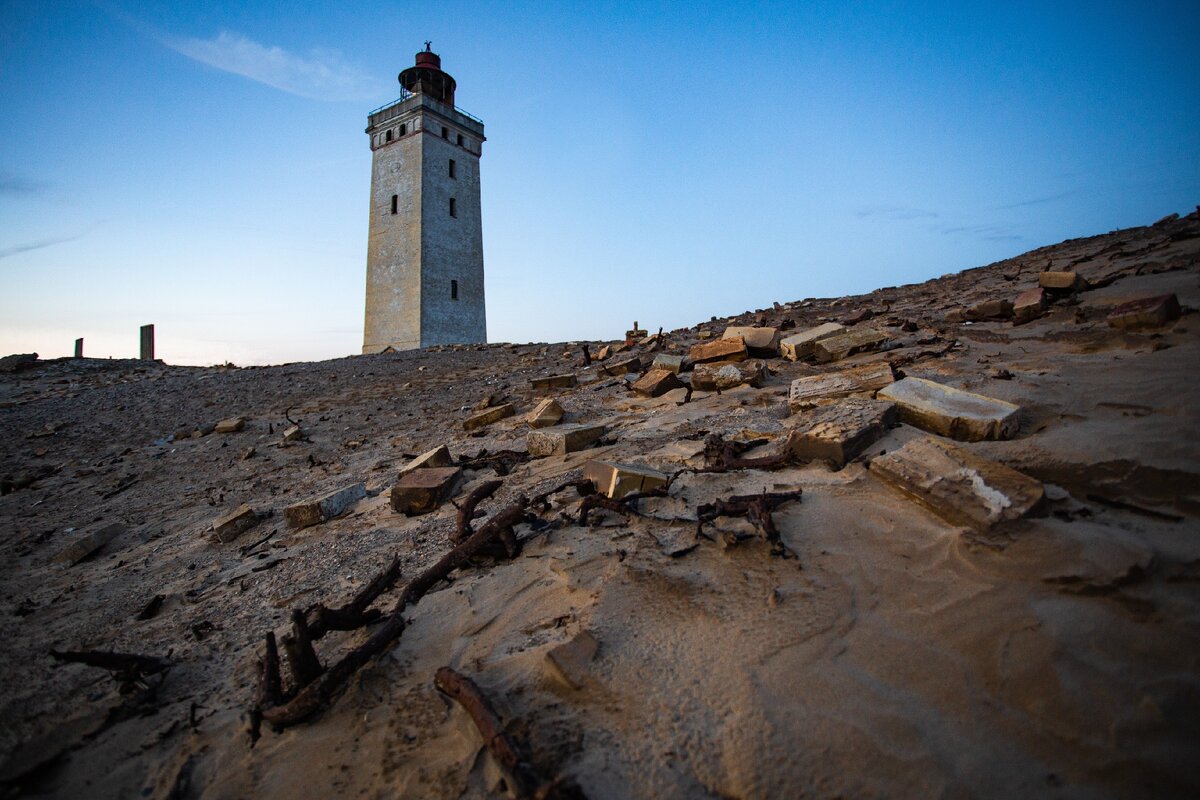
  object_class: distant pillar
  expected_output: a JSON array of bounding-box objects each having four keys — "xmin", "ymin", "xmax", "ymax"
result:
[
  {"xmin": 74, "ymin": 338, "xmax": 83, "ymax": 358},
  {"xmin": 139, "ymin": 324, "xmax": 155, "ymax": 360}
]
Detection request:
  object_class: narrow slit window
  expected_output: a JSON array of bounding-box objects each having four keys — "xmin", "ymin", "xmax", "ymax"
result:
[
  {"xmin": 451, "ymin": 279, "xmax": 458, "ymax": 300},
  {"xmin": 448, "ymin": 159, "xmax": 456, "ymax": 179},
  {"xmin": 456, "ymin": 133, "xmax": 464, "ymax": 146},
  {"xmin": 390, "ymin": 194, "xmax": 398, "ymax": 214},
  {"xmin": 385, "ymin": 129, "xmax": 393, "ymax": 142},
  {"xmin": 449, "ymin": 197, "xmax": 457, "ymax": 217},
  {"xmin": 399, "ymin": 123, "xmax": 407, "ymax": 135},
  {"xmin": 441, "ymin": 126, "xmax": 449, "ymax": 139}
]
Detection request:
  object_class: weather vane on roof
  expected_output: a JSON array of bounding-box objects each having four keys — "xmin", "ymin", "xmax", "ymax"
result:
[{"xmin": 424, "ymin": 40, "xmax": 432, "ymax": 51}]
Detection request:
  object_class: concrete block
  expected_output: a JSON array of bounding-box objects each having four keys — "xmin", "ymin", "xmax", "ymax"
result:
[
  {"xmin": 584, "ymin": 460, "xmax": 668, "ymax": 499},
  {"xmin": 399, "ymin": 445, "xmax": 453, "ymax": 476},
  {"xmin": 527, "ymin": 398, "xmax": 565, "ymax": 428},
  {"xmin": 812, "ymin": 328, "xmax": 889, "ymax": 363},
  {"xmin": 139, "ymin": 324, "xmax": 154, "ymax": 361},
  {"xmin": 779, "ymin": 323, "xmax": 845, "ymax": 361},
  {"xmin": 192, "ymin": 423, "xmax": 215, "ymax": 438},
  {"xmin": 284, "ymin": 483, "xmax": 366, "ymax": 529},
  {"xmin": 545, "ymin": 630, "xmax": 599, "ymax": 690},
  {"xmin": 632, "ymin": 368, "xmax": 685, "ymax": 398},
  {"xmin": 965, "ymin": 299, "xmax": 1014, "ymax": 321},
  {"xmin": 463, "ymin": 403, "xmax": 515, "ymax": 431},
  {"xmin": 722, "ymin": 326, "xmax": 780, "ymax": 355},
  {"xmin": 1013, "ymin": 288, "xmax": 1046, "ymax": 324},
  {"xmin": 1106, "ymin": 293, "xmax": 1181, "ymax": 330},
  {"xmin": 530, "ymin": 373, "xmax": 577, "ymax": 391},
  {"xmin": 528, "ymin": 423, "xmax": 607, "ymax": 457},
  {"xmin": 282, "ymin": 425, "xmax": 304, "ymax": 442},
  {"xmin": 601, "ymin": 356, "xmax": 641, "ymax": 377},
  {"xmin": 53, "ymin": 523, "xmax": 125, "ymax": 565},
  {"xmin": 692, "ymin": 360, "xmax": 767, "ymax": 391},
  {"xmin": 786, "ymin": 398, "xmax": 896, "ymax": 467},
  {"xmin": 390, "ymin": 466, "xmax": 463, "ymax": 515},
  {"xmin": 788, "ymin": 362, "xmax": 895, "ymax": 411},
  {"xmin": 1039, "ymin": 271, "xmax": 1083, "ymax": 291},
  {"xmin": 878, "ymin": 377, "xmax": 1019, "ymax": 441},
  {"xmin": 74, "ymin": 338, "xmax": 83, "ymax": 358},
  {"xmin": 651, "ymin": 353, "xmax": 684, "ymax": 374},
  {"xmin": 595, "ymin": 345, "xmax": 611, "ymax": 361},
  {"xmin": 689, "ymin": 337, "xmax": 747, "ymax": 364},
  {"xmin": 211, "ymin": 504, "xmax": 263, "ymax": 543},
  {"xmin": 214, "ymin": 417, "xmax": 246, "ymax": 434},
  {"xmin": 870, "ymin": 437, "xmax": 1044, "ymax": 529}
]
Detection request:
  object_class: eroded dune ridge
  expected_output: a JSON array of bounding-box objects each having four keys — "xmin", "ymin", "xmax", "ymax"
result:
[{"xmin": 1, "ymin": 211, "xmax": 1198, "ymax": 799}]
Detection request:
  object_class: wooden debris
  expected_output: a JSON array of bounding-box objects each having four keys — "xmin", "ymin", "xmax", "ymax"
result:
[
  {"xmin": 49, "ymin": 649, "xmax": 172, "ymax": 682},
  {"xmin": 696, "ymin": 490, "xmax": 804, "ymax": 558}
]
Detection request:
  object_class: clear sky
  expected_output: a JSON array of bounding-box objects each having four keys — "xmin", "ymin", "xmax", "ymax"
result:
[{"xmin": 1, "ymin": 1, "xmax": 1197, "ymax": 365}]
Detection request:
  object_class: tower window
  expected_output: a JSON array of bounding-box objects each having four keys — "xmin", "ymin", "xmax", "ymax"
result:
[
  {"xmin": 451, "ymin": 279, "xmax": 458, "ymax": 300},
  {"xmin": 386, "ymin": 129, "xmax": 393, "ymax": 142},
  {"xmin": 456, "ymin": 133, "xmax": 464, "ymax": 146},
  {"xmin": 399, "ymin": 123, "xmax": 407, "ymax": 135},
  {"xmin": 448, "ymin": 159, "xmax": 456, "ymax": 179},
  {"xmin": 449, "ymin": 197, "xmax": 457, "ymax": 217},
  {"xmin": 390, "ymin": 194, "xmax": 398, "ymax": 214},
  {"xmin": 441, "ymin": 126, "xmax": 449, "ymax": 139}
]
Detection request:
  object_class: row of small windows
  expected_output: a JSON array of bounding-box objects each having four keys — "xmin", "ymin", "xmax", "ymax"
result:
[
  {"xmin": 381, "ymin": 124, "xmax": 467, "ymax": 147},
  {"xmin": 388, "ymin": 195, "xmax": 458, "ymax": 217}
]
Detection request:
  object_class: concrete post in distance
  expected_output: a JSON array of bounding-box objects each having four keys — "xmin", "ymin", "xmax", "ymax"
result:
[
  {"xmin": 74, "ymin": 338, "xmax": 83, "ymax": 358},
  {"xmin": 140, "ymin": 324, "xmax": 155, "ymax": 361}
]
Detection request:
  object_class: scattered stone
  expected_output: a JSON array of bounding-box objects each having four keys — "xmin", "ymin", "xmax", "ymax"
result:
[
  {"xmin": 632, "ymin": 368, "xmax": 685, "ymax": 398},
  {"xmin": 284, "ymin": 483, "xmax": 367, "ymax": 529},
  {"xmin": 527, "ymin": 398, "xmax": 565, "ymax": 428},
  {"xmin": 878, "ymin": 377, "xmax": 1019, "ymax": 441},
  {"xmin": 390, "ymin": 467, "xmax": 463, "ymax": 515},
  {"xmin": 722, "ymin": 326, "xmax": 780, "ymax": 355},
  {"xmin": 282, "ymin": 425, "xmax": 304, "ymax": 442},
  {"xmin": 530, "ymin": 373, "xmax": 577, "ymax": 391},
  {"xmin": 1013, "ymin": 287, "xmax": 1046, "ymax": 324},
  {"xmin": 584, "ymin": 460, "xmax": 668, "ymax": 499},
  {"xmin": 811, "ymin": 328, "xmax": 889, "ymax": 362},
  {"xmin": 214, "ymin": 416, "xmax": 246, "ymax": 434},
  {"xmin": 210, "ymin": 504, "xmax": 263, "ymax": 543},
  {"xmin": 595, "ymin": 345, "xmax": 611, "ymax": 360},
  {"xmin": 1039, "ymin": 271, "xmax": 1084, "ymax": 291},
  {"xmin": 463, "ymin": 403, "xmax": 515, "ymax": 431},
  {"xmin": 528, "ymin": 423, "xmax": 607, "ymax": 457},
  {"xmin": 697, "ymin": 330, "xmax": 713, "ymax": 340},
  {"xmin": 788, "ymin": 362, "xmax": 894, "ymax": 411},
  {"xmin": 779, "ymin": 323, "xmax": 846, "ymax": 361},
  {"xmin": 192, "ymin": 423, "xmax": 216, "ymax": 439},
  {"xmin": 1105, "ymin": 293, "xmax": 1181, "ymax": 330},
  {"xmin": 0, "ymin": 353, "xmax": 38, "ymax": 373},
  {"xmin": 473, "ymin": 393, "xmax": 499, "ymax": 411},
  {"xmin": 651, "ymin": 353, "xmax": 684, "ymax": 374},
  {"xmin": 689, "ymin": 337, "xmax": 747, "ymax": 364},
  {"xmin": 53, "ymin": 523, "xmax": 125, "ymax": 565},
  {"xmin": 870, "ymin": 437, "xmax": 1044, "ymax": 529},
  {"xmin": 944, "ymin": 308, "xmax": 968, "ymax": 324},
  {"xmin": 399, "ymin": 445, "xmax": 453, "ymax": 476},
  {"xmin": 545, "ymin": 630, "xmax": 599, "ymax": 690},
  {"xmin": 600, "ymin": 356, "xmax": 641, "ymax": 377},
  {"xmin": 240, "ymin": 446, "xmax": 256, "ymax": 460},
  {"xmin": 965, "ymin": 299, "xmax": 1014, "ymax": 321},
  {"xmin": 786, "ymin": 398, "xmax": 897, "ymax": 467},
  {"xmin": 692, "ymin": 360, "xmax": 767, "ymax": 391}
]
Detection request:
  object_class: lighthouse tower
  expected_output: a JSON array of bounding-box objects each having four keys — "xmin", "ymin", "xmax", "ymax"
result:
[{"xmin": 362, "ymin": 45, "xmax": 486, "ymax": 353}]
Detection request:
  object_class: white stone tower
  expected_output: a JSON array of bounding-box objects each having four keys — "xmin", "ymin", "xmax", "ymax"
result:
[{"xmin": 362, "ymin": 45, "xmax": 486, "ymax": 353}]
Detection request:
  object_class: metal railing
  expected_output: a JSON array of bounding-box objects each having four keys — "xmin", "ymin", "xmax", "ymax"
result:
[{"xmin": 367, "ymin": 90, "xmax": 484, "ymax": 128}]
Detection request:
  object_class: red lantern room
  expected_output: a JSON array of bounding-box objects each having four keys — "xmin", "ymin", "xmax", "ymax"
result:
[{"xmin": 399, "ymin": 42, "xmax": 456, "ymax": 106}]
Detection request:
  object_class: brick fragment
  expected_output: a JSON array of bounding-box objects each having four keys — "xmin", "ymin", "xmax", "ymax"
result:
[
  {"xmin": 811, "ymin": 328, "xmax": 888, "ymax": 363},
  {"xmin": 600, "ymin": 356, "xmax": 641, "ymax": 377},
  {"xmin": 779, "ymin": 323, "xmax": 845, "ymax": 361},
  {"xmin": 1012, "ymin": 287, "xmax": 1046, "ymax": 324},
  {"xmin": 53, "ymin": 523, "xmax": 125, "ymax": 565},
  {"xmin": 877, "ymin": 377, "xmax": 1019, "ymax": 441},
  {"xmin": 282, "ymin": 425, "xmax": 304, "ymax": 442},
  {"xmin": 692, "ymin": 360, "xmax": 767, "ymax": 391},
  {"xmin": 463, "ymin": 403, "xmax": 515, "ymax": 431},
  {"xmin": 584, "ymin": 460, "xmax": 668, "ymax": 499},
  {"xmin": 651, "ymin": 353, "xmax": 684, "ymax": 374},
  {"xmin": 965, "ymin": 299, "xmax": 1014, "ymax": 321},
  {"xmin": 786, "ymin": 399, "xmax": 896, "ymax": 467},
  {"xmin": 530, "ymin": 373, "xmax": 577, "ymax": 390},
  {"xmin": 632, "ymin": 368, "xmax": 685, "ymax": 398},
  {"xmin": 689, "ymin": 337, "xmax": 747, "ymax": 364},
  {"xmin": 214, "ymin": 416, "xmax": 246, "ymax": 434},
  {"xmin": 527, "ymin": 398, "xmax": 564, "ymax": 428},
  {"xmin": 1039, "ymin": 271, "xmax": 1084, "ymax": 291},
  {"xmin": 870, "ymin": 437, "xmax": 1044, "ymax": 529},
  {"xmin": 390, "ymin": 467, "xmax": 463, "ymax": 515},
  {"xmin": 527, "ymin": 423, "xmax": 607, "ymax": 457},
  {"xmin": 284, "ymin": 483, "xmax": 366, "ymax": 529},
  {"xmin": 399, "ymin": 445, "xmax": 453, "ymax": 476},
  {"xmin": 722, "ymin": 326, "xmax": 780, "ymax": 355},
  {"xmin": 788, "ymin": 362, "xmax": 895, "ymax": 411},
  {"xmin": 211, "ymin": 504, "xmax": 263, "ymax": 543},
  {"xmin": 1105, "ymin": 293, "xmax": 1181, "ymax": 330}
]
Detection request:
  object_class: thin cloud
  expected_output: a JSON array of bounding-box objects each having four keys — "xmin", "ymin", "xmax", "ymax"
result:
[
  {"xmin": 163, "ymin": 30, "xmax": 377, "ymax": 101},
  {"xmin": 996, "ymin": 189, "xmax": 1080, "ymax": 210},
  {"xmin": 0, "ymin": 172, "xmax": 48, "ymax": 196},
  {"xmin": 0, "ymin": 231, "xmax": 89, "ymax": 260},
  {"xmin": 940, "ymin": 223, "xmax": 1021, "ymax": 242},
  {"xmin": 856, "ymin": 205, "xmax": 939, "ymax": 221}
]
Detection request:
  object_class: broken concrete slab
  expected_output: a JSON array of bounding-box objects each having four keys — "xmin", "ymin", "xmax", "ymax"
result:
[
  {"xmin": 632, "ymin": 369, "xmax": 685, "ymax": 398},
  {"xmin": 786, "ymin": 398, "xmax": 897, "ymax": 467},
  {"xmin": 463, "ymin": 403, "xmax": 515, "ymax": 431},
  {"xmin": 284, "ymin": 483, "xmax": 366, "ymax": 529},
  {"xmin": 688, "ymin": 337, "xmax": 747, "ymax": 364},
  {"xmin": 545, "ymin": 630, "xmax": 599, "ymax": 690},
  {"xmin": 651, "ymin": 353, "xmax": 684, "ymax": 374},
  {"xmin": 722, "ymin": 326, "xmax": 780, "ymax": 355},
  {"xmin": 390, "ymin": 466, "xmax": 463, "ymax": 515},
  {"xmin": 1013, "ymin": 287, "xmax": 1046, "ymax": 324},
  {"xmin": 1105, "ymin": 293, "xmax": 1181, "ymax": 330},
  {"xmin": 528, "ymin": 423, "xmax": 607, "ymax": 457},
  {"xmin": 692, "ymin": 360, "xmax": 767, "ymax": 391},
  {"xmin": 210, "ymin": 504, "xmax": 264, "ymax": 543},
  {"xmin": 877, "ymin": 377, "xmax": 1019, "ymax": 441},
  {"xmin": 584, "ymin": 460, "xmax": 668, "ymax": 499},
  {"xmin": 779, "ymin": 322, "xmax": 846, "ymax": 361},
  {"xmin": 526, "ymin": 398, "xmax": 564, "ymax": 428},
  {"xmin": 1039, "ymin": 271, "xmax": 1084, "ymax": 291},
  {"xmin": 965, "ymin": 299, "xmax": 1014, "ymax": 321},
  {"xmin": 530, "ymin": 373, "xmax": 577, "ymax": 391},
  {"xmin": 214, "ymin": 416, "xmax": 246, "ymax": 434},
  {"xmin": 869, "ymin": 436, "xmax": 1044, "ymax": 529},
  {"xmin": 788, "ymin": 362, "xmax": 895, "ymax": 411},
  {"xmin": 812, "ymin": 328, "xmax": 889, "ymax": 363},
  {"xmin": 53, "ymin": 523, "xmax": 125, "ymax": 565},
  {"xmin": 399, "ymin": 445, "xmax": 453, "ymax": 476},
  {"xmin": 600, "ymin": 356, "xmax": 641, "ymax": 377}
]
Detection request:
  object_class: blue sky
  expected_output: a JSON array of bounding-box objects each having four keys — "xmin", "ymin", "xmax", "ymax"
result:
[{"xmin": 1, "ymin": 1, "xmax": 1197, "ymax": 365}]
